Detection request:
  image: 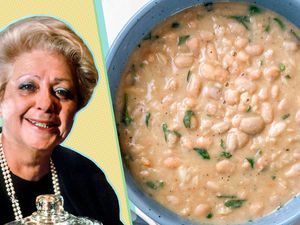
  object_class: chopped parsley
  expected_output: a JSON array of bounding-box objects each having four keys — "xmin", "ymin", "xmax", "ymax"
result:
[
  {"xmin": 145, "ymin": 112, "xmax": 151, "ymax": 127},
  {"xmin": 224, "ymin": 199, "xmax": 246, "ymax": 208},
  {"xmin": 228, "ymin": 16, "xmax": 250, "ymax": 30},
  {"xmin": 271, "ymin": 175, "xmax": 276, "ymax": 180},
  {"xmin": 162, "ymin": 123, "xmax": 181, "ymax": 142},
  {"xmin": 279, "ymin": 63, "xmax": 285, "ymax": 72},
  {"xmin": 249, "ymin": 5, "xmax": 262, "ymax": 16},
  {"xmin": 187, "ymin": 70, "xmax": 192, "ymax": 82},
  {"xmin": 246, "ymin": 105, "xmax": 252, "ymax": 112},
  {"xmin": 178, "ymin": 35, "xmax": 190, "ymax": 45},
  {"xmin": 206, "ymin": 213, "xmax": 213, "ymax": 219},
  {"xmin": 285, "ymin": 75, "xmax": 291, "ymax": 79},
  {"xmin": 264, "ymin": 17, "xmax": 271, "ymax": 33},
  {"xmin": 246, "ymin": 158, "xmax": 255, "ymax": 168},
  {"xmin": 183, "ymin": 110, "xmax": 195, "ymax": 128},
  {"xmin": 274, "ymin": 17, "xmax": 285, "ymax": 30},
  {"xmin": 145, "ymin": 180, "xmax": 164, "ymax": 190},
  {"xmin": 193, "ymin": 148, "xmax": 210, "ymax": 160},
  {"xmin": 281, "ymin": 113, "xmax": 290, "ymax": 120},
  {"xmin": 220, "ymin": 139, "xmax": 226, "ymax": 150},
  {"xmin": 291, "ymin": 29, "xmax": 300, "ymax": 42},
  {"xmin": 121, "ymin": 93, "xmax": 133, "ymax": 126},
  {"xmin": 220, "ymin": 151, "xmax": 232, "ymax": 159}
]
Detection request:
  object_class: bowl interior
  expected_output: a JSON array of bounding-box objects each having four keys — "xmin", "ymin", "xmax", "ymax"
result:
[{"xmin": 107, "ymin": 0, "xmax": 300, "ymax": 224}]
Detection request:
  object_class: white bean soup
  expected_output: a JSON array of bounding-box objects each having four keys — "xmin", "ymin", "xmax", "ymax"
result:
[{"xmin": 116, "ymin": 2, "xmax": 300, "ymax": 224}]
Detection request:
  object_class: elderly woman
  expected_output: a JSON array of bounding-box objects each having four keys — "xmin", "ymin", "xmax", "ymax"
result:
[{"xmin": 0, "ymin": 16, "xmax": 122, "ymax": 225}]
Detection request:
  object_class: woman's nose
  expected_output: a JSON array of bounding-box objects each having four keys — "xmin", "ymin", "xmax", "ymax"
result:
[{"xmin": 36, "ymin": 89, "xmax": 57, "ymax": 113}]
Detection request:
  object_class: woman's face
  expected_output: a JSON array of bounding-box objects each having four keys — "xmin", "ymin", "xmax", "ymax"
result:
[{"xmin": 0, "ymin": 49, "xmax": 78, "ymax": 151}]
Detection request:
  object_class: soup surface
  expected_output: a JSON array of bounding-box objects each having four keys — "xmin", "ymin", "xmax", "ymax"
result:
[{"xmin": 116, "ymin": 2, "xmax": 300, "ymax": 224}]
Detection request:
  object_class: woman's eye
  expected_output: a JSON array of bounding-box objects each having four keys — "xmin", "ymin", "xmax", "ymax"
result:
[
  {"xmin": 54, "ymin": 88, "xmax": 73, "ymax": 99},
  {"xmin": 18, "ymin": 83, "xmax": 36, "ymax": 91}
]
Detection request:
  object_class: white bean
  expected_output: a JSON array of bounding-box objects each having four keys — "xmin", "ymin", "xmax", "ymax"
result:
[
  {"xmin": 196, "ymin": 136, "xmax": 212, "ymax": 148},
  {"xmin": 174, "ymin": 53, "xmax": 194, "ymax": 68},
  {"xmin": 166, "ymin": 195, "xmax": 179, "ymax": 205},
  {"xmin": 235, "ymin": 77, "xmax": 257, "ymax": 94},
  {"xmin": 224, "ymin": 89, "xmax": 239, "ymax": 105},
  {"xmin": 285, "ymin": 163, "xmax": 300, "ymax": 178},
  {"xmin": 235, "ymin": 37, "xmax": 248, "ymax": 49},
  {"xmin": 295, "ymin": 110, "xmax": 300, "ymax": 125},
  {"xmin": 206, "ymin": 42, "xmax": 218, "ymax": 60},
  {"xmin": 245, "ymin": 44, "xmax": 264, "ymax": 56},
  {"xmin": 271, "ymin": 85, "xmax": 279, "ymax": 99},
  {"xmin": 163, "ymin": 156, "xmax": 181, "ymax": 169},
  {"xmin": 248, "ymin": 69, "xmax": 262, "ymax": 80},
  {"xmin": 186, "ymin": 37, "xmax": 200, "ymax": 56},
  {"xmin": 239, "ymin": 116, "xmax": 265, "ymax": 135},
  {"xmin": 237, "ymin": 51, "xmax": 249, "ymax": 62},
  {"xmin": 194, "ymin": 204, "xmax": 211, "ymax": 217},
  {"xmin": 200, "ymin": 63, "xmax": 215, "ymax": 81},
  {"xmin": 199, "ymin": 30, "xmax": 214, "ymax": 41},
  {"xmin": 216, "ymin": 160, "xmax": 235, "ymax": 174},
  {"xmin": 269, "ymin": 121, "xmax": 287, "ymax": 138},
  {"xmin": 183, "ymin": 97, "xmax": 197, "ymax": 109},
  {"xmin": 206, "ymin": 102, "xmax": 218, "ymax": 115},
  {"xmin": 256, "ymin": 156, "xmax": 269, "ymax": 171},
  {"xmin": 277, "ymin": 98, "xmax": 288, "ymax": 111},
  {"xmin": 202, "ymin": 86, "xmax": 222, "ymax": 100},
  {"xmin": 211, "ymin": 121, "xmax": 231, "ymax": 134},
  {"xmin": 261, "ymin": 102, "xmax": 273, "ymax": 124},
  {"xmin": 228, "ymin": 22, "xmax": 246, "ymax": 34},
  {"xmin": 165, "ymin": 78, "xmax": 180, "ymax": 91},
  {"xmin": 283, "ymin": 41, "xmax": 298, "ymax": 51},
  {"xmin": 232, "ymin": 114, "xmax": 242, "ymax": 127},
  {"xmin": 186, "ymin": 75, "xmax": 202, "ymax": 98},
  {"xmin": 263, "ymin": 66, "xmax": 280, "ymax": 81},
  {"xmin": 249, "ymin": 202, "xmax": 264, "ymax": 216},
  {"xmin": 258, "ymin": 88, "xmax": 269, "ymax": 101},
  {"xmin": 215, "ymin": 67, "xmax": 229, "ymax": 82},
  {"xmin": 226, "ymin": 132, "xmax": 238, "ymax": 152},
  {"xmin": 206, "ymin": 181, "xmax": 221, "ymax": 192}
]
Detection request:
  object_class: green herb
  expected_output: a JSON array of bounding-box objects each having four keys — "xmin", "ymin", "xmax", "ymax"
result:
[
  {"xmin": 173, "ymin": 130, "xmax": 182, "ymax": 138},
  {"xmin": 285, "ymin": 75, "xmax": 291, "ymax": 79},
  {"xmin": 291, "ymin": 29, "xmax": 300, "ymax": 42},
  {"xmin": 249, "ymin": 5, "xmax": 262, "ymax": 16},
  {"xmin": 246, "ymin": 105, "xmax": 252, "ymax": 112},
  {"xmin": 281, "ymin": 113, "xmax": 290, "ymax": 120},
  {"xmin": 273, "ymin": 17, "xmax": 285, "ymax": 30},
  {"xmin": 264, "ymin": 17, "xmax": 271, "ymax": 33},
  {"xmin": 143, "ymin": 32, "xmax": 159, "ymax": 40},
  {"xmin": 145, "ymin": 180, "xmax": 164, "ymax": 190},
  {"xmin": 206, "ymin": 213, "xmax": 213, "ymax": 219},
  {"xmin": 259, "ymin": 59, "xmax": 264, "ymax": 66},
  {"xmin": 271, "ymin": 175, "xmax": 276, "ymax": 180},
  {"xmin": 204, "ymin": 2, "xmax": 213, "ymax": 12},
  {"xmin": 121, "ymin": 93, "xmax": 133, "ymax": 126},
  {"xmin": 220, "ymin": 139, "xmax": 226, "ymax": 150},
  {"xmin": 183, "ymin": 110, "xmax": 195, "ymax": 128},
  {"xmin": 220, "ymin": 151, "xmax": 232, "ymax": 159},
  {"xmin": 217, "ymin": 195, "xmax": 237, "ymax": 199},
  {"xmin": 139, "ymin": 63, "xmax": 145, "ymax": 68},
  {"xmin": 162, "ymin": 123, "xmax": 169, "ymax": 141},
  {"xmin": 255, "ymin": 149, "xmax": 263, "ymax": 157},
  {"xmin": 193, "ymin": 148, "xmax": 210, "ymax": 160},
  {"xmin": 279, "ymin": 63, "xmax": 285, "ymax": 72},
  {"xmin": 178, "ymin": 35, "xmax": 190, "ymax": 45},
  {"xmin": 246, "ymin": 158, "xmax": 254, "ymax": 168},
  {"xmin": 187, "ymin": 70, "xmax": 192, "ymax": 82},
  {"xmin": 162, "ymin": 123, "xmax": 180, "ymax": 141},
  {"xmin": 145, "ymin": 112, "xmax": 151, "ymax": 127},
  {"xmin": 171, "ymin": 21, "xmax": 180, "ymax": 28},
  {"xmin": 228, "ymin": 16, "xmax": 250, "ymax": 30},
  {"xmin": 143, "ymin": 32, "xmax": 152, "ymax": 40},
  {"xmin": 224, "ymin": 199, "xmax": 246, "ymax": 208}
]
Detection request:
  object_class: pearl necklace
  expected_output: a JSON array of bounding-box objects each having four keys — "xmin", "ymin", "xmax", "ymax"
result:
[{"xmin": 0, "ymin": 138, "xmax": 60, "ymax": 221}]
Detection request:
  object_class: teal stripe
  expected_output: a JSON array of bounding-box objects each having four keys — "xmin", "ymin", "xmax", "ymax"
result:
[
  {"xmin": 93, "ymin": 1, "xmax": 133, "ymax": 224},
  {"xmin": 94, "ymin": 0, "xmax": 109, "ymax": 56}
]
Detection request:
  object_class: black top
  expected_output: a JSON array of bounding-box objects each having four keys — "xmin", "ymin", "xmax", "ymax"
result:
[{"xmin": 0, "ymin": 145, "xmax": 123, "ymax": 225}]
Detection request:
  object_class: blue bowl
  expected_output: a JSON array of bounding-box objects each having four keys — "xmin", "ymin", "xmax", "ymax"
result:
[{"xmin": 107, "ymin": 0, "xmax": 300, "ymax": 224}]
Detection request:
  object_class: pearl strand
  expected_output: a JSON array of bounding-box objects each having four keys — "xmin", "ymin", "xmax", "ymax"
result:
[{"xmin": 0, "ymin": 136, "xmax": 60, "ymax": 221}]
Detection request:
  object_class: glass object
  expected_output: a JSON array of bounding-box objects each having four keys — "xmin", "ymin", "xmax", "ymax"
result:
[{"xmin": 6, "ymin": 194, "xmax": 103, "ymax": 225}]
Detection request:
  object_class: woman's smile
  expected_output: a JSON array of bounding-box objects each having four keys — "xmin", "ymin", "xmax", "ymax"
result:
[{"xmin": 0, "ymin": 49, "xmax": 78, "ymax": 151}]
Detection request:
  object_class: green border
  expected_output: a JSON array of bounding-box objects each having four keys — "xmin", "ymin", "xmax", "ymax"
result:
[{"xmin": 93, "ymin": 1, "xmax": 133, "ymax": 225}]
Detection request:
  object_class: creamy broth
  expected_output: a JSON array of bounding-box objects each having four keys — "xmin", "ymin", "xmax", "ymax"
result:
[{"xmin": 116, "ymin": 2, "xmax": 300, "ymax": 224}]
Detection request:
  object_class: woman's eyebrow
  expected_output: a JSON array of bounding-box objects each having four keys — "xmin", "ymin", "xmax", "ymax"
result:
[{"xmin": 16, "ymin": 74, "xmax": 40, "ymax": 80}]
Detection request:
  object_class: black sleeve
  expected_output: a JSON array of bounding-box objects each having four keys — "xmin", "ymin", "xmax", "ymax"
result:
[{"xmin": 52, "ymin": 146, "xmax": 124, "ymax": 225}]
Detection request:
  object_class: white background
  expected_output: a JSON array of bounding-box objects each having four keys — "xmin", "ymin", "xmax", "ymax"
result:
[{"xmin": 102, "ymin": 0, "xmax": 149, "ymax": 46}]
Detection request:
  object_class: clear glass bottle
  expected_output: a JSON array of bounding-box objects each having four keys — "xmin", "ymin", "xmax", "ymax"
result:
[{"xmin": 6, "ymin": 194, "xmax": 103, "ymax": 225}]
